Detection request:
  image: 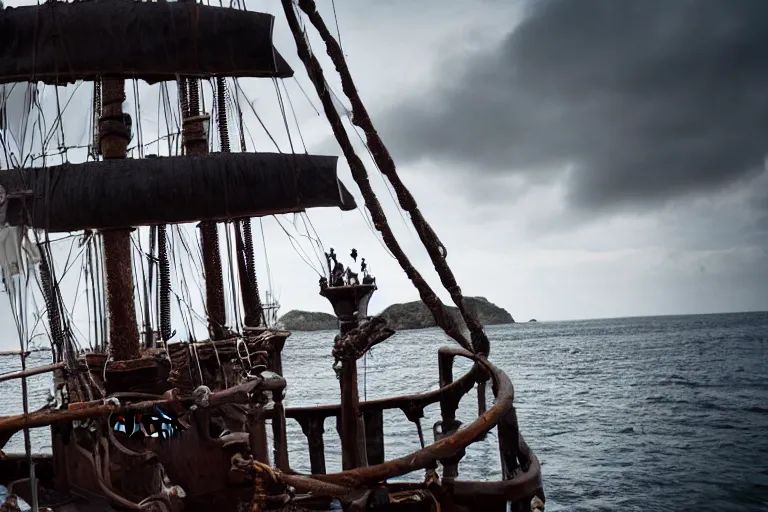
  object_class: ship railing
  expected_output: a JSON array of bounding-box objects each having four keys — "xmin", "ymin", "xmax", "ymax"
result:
[
  {"xmin": 277, "ymin": 346, "xmax": 544, "ymax": 507},
  {"xmin": 0, "ymin": 344, "xmax": 544, "ymax": 508}
]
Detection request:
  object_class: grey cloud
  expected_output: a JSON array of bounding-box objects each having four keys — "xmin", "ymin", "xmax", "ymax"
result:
[{"xmin": 377, "ymin": 0, "xmax": 768, "ymax": 213}]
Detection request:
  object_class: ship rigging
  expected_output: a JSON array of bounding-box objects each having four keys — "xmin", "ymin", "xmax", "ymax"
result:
[{"xmin": 0, "ymin": 1, "xmax": 544, "ymax": 510}]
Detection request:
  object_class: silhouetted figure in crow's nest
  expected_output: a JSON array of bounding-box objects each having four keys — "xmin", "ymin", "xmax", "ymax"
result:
[
  {"xmin": 331, "ymin": 260, "xmax": 345, "ymax": 287},
  {"xmin": 325, "ymin": 248, "xmax": 337, "ymax": 277},
  {"xmin": 361, "ymin": 257, "xmax": 375, "ymax": 285},
  {"xmin": 345, "ymin": 267, "xmax": 359, "ymax": 285}
]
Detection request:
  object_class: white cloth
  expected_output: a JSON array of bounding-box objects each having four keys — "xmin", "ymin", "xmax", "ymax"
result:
[
  {"xmin": 0, "ymin": 224, "xmax": 40, "ymax": 279},
  {"xmin": 0, "ymin": 82, "xmax": 36, "ymax": 145}
]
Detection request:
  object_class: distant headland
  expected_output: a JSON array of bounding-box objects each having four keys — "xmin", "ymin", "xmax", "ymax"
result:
[{"xmin": 278, "ymin": 296, "xmax": 515, "ymax": 332}]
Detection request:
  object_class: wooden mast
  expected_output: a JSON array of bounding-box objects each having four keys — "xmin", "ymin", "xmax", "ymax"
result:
[
  {"xmin": 214, "ymin": 76, "xmax": 262, "ymax": 329},
  {"xmin": 321, "ymin": 283, "xmax": 376, "ymax": 470},
  {"xmin": 99, "ymin": 77, "xmax": 140, "ymax": 361},
  {"xmin": 180, "ymin": 77, "xmax": 228, "ymax": 340}
]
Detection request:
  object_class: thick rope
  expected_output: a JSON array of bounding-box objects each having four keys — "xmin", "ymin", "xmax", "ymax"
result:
[
  {"xmin": 279, "ymin": 0, "xmax": 472, "ymax": 353},
  {"xmin": 158, "ymin": 224, "xmax": 172, "ymax": 342},
  {"xmin": 294, "ymin": 0, "xmax": 490, "ymax": 355}
]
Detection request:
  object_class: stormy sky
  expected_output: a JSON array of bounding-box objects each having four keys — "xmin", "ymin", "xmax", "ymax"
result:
[
  {"xmin": 331, "ymin": 0, "xmax": 768, "ymax": 320},
  {"xmin": 1, "ymin": 0, "xmax": 767, "ymax": 350}
]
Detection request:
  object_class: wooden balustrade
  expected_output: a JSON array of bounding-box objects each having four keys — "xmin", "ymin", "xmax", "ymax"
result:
[{"xmin": 277, "ymin": 347, "xmax": 483, "ymax": 478}]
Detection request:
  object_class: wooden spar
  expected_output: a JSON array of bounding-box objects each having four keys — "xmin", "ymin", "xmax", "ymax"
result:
[
  {"xmin": 0, "ymin": 397, "xmax": 178, "ymax": 434},
  {"xmin": 0, "ymin": 376, "xmax": 286, "ymax": 435},
  {"xmin": 278, "ymin": 0, "xmax": 473, "ymax": 354},
  {"xmin": 0, "ymin": 0, "xmax": 294, "ymax": 85},
  {"xmin": 180, "ymin": 78, "xmax": 228, "ymax": 341},
  {"xmin": 0, "ymin": 362, "xmax": 65, "ymax": 383},
  {"xmin": 295, "ymin": 0, "xmax": 490, "ymax": 355},
  {"xmin": 0, "ymin": 153, "xmax": 355, "ymax": 232},
  {"xmin": 100, "ymin": 77, "xmax": 141, "ymax": 361}
]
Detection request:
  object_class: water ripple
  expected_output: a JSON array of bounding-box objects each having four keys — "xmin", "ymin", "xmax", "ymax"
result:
[{"xmin": 1, "ymin": 311, "xmax": 767, "ymax": 511}]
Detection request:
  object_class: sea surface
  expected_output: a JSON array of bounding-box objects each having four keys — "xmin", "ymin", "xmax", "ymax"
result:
[{"xmin": 1, "ymin": 312, "xmax": 767, "ymax": 511}]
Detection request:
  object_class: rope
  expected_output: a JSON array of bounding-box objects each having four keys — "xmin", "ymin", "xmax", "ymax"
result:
[
  {"xmin": 280, "ymin": 0, "xmax": 473, "ymax": 353},
  {"xmin": 158, "ymin": 225, "xmax": 172, "ymax": 341},
  {"xmin": 215, "ymin": 77, "xmax": 230, "ymax": 152},
  {"xmin": 296, "ymin": 0, "xmax": 490, "ymax": 354}
]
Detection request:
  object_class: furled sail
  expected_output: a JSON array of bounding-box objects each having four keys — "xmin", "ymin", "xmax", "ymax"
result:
[
  {"xmin": 0, "ymin": 0, "xmax": 293, "ymax": 85},
  {"xmin": 0, "ymin": 153, "xmax": 356, "ymax": 232}
]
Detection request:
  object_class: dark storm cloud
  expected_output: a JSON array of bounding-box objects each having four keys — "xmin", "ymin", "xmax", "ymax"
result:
[{"xmin": 378, "ymin": 0, "xmax": 768, "ymax": 212}]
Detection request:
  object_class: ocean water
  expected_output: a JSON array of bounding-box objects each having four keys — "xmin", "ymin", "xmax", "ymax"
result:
[{"xmin": 1, "ymin": 312, "xmax": 767, "ymax": 511}]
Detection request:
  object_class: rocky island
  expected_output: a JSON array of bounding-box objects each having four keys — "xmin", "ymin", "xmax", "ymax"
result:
[
  {"xmin": 378, "ymin": 296, "xmax": 514, "ymax": 331},
  {"xmin": 278, "ymin": 296, "xmax": 514, "ymax": 331},
  {"xmin": 277, "ymin": 310, "xmax": 338, "ymax": 331}
]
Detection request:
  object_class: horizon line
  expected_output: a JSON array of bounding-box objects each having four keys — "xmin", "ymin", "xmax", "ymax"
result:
[{"xmin": 537, "ymin": 309, "xmax": 768, "ymax": 323}]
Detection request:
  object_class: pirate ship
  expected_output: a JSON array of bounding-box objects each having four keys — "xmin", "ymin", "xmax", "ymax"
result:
[{"xmin": 0, "ymin": 0, "xmax": 544, "ymax": 510}]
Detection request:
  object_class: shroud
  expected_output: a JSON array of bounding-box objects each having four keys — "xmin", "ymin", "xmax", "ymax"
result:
[
  {"xmin": 0, "ymin": 153, "xmax": 356, "ymax": 232},
  {"xmin": 0, "ymin": 0, "xmax": 293, "ymax": 85}
]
